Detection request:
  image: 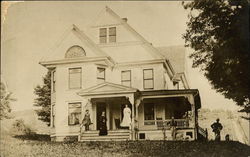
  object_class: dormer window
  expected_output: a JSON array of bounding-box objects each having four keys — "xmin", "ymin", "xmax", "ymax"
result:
[{"xmin": 99, "ymin": 27, "xmax": 116, "ymax": 43}]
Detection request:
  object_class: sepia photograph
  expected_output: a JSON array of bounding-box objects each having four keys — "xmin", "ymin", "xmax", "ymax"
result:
[{"xmin": 1, "ymin": 1, "xmax": 249, "ymax": 156}]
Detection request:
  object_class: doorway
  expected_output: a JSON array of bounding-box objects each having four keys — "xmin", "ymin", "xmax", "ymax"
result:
[{"xmin": 96, "ymin": 102, "xmax": 106, "ymax": 130}]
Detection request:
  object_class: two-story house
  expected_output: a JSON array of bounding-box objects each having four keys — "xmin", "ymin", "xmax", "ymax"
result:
[{"xmin": 40, "ymin": 6, "xmax": 202, "ymax": 142}]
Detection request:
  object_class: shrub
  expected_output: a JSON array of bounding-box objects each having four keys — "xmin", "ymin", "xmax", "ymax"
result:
[{"xmin": 11, "ymin": 119, "xmax": 34, "ymax": 135}]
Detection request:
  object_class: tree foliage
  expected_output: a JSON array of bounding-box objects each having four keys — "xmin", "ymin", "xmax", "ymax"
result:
[
  {"xmin": 34, "ymin": 71, "xmax": 51, "ymax": 126},
  {"xmin": 0, "ymin": 82, "xmax": 16, "ymax": 120},
  {"xmin": 183, "ymin": 0, "xmax": 250, "ymax": 113}
]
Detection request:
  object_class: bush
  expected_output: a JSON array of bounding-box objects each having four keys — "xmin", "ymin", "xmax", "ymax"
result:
[{"xmin": 11, "ymin": 119, "xmax": 35, "ymax": 135}]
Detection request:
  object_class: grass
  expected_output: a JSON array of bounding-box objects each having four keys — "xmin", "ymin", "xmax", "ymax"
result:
[{"xmin": 1, "ymin": 133, "xmax": 250, "ymax": 157}]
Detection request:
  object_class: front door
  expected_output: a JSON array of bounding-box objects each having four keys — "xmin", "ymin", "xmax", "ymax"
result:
[{"xmin": 96, "ymin": 102, "xmax": 106, "ymax": 130}]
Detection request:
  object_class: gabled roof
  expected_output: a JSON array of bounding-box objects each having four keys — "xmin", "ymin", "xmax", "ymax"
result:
[
  {"xmin": 157, "ymin": 45, "xmax": 186, "ymax": 73},
  {"xmin": 40, "ymin": 24, "xmax": 115, "ymax": 67},
  {"xmin": 77, "ymin": 82, "xmax": 138, "ymax": 96},
  {"xmin": 104, "ymin": 6, "xmax": 165, "ymax": 60}
]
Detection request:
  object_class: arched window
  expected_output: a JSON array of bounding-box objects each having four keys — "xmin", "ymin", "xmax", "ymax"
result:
[{"xmin": 65, "ymin": 45, "xmax": 86, "ymax": 58}]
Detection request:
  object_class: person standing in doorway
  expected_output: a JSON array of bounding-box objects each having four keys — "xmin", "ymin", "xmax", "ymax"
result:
[
  {"xmin": 81, "ymin": 109, "xmax": 92, "ymax": 131},
  {"xmin": 99, "ymin": 111, "xmax": 108, "ymax": 136},
  {"xmin": 120, "ymin": 104, "xmax": 132, "ymax": 129},
  {"xmin": 211, "ymin": 118, "xmax": 223, "ymax": 141}
]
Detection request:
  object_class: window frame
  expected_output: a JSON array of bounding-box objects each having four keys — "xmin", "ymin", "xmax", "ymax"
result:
[
  {"xmin": 121, "ymin": 70, "xmax": 131, "ymax": 87},
  {"xmin": 144, "ymin": 103, "xmax": 155, "ymax": 125},
  {"xmin": 97, "ymin": 67, "xmax": 106, "ymax": 83},
  {"xmin": 99, "ymin": 28, "xmax": 107, "ymax": 43},
  {"xmin": 68, "ymin": 102, "xmax": 82, "ymax": 126},
  {"xmin": 109, "ymin": 27, "xmax": 116, "ymax": 43},
  {"xmin": 143, "ymin": 69, "xmax": 154, "ymax": 89},
  {"xmin": 68, "ymin": 67, "xmax": 82, "ymax": 89}
]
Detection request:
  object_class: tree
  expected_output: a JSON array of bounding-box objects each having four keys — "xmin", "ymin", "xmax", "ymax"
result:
[
  {"xmin": 34, "ymin": 71, "xmax": 51, "ymax": 126},
  {"xmin": 0, "ymin": 82, "xmax": 16, "ymax": 120},
  {"xmin": 182, "ymin": 0, "xmax": 250, "ymax": 114}
]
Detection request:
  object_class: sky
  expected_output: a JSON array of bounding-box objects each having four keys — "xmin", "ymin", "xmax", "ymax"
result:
[{"xmin": 1, "ymin": 1, "xmax": 239, "ymax": 111}]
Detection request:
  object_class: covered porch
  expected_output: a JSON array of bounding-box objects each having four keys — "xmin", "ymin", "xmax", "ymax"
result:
[
  {"xmin": 134, "ymin": 89, "xmax": 201, "ymax": 141},
  {"xmin": 77, "ymin": 82, "xmax": 138, "ymax": 141}
]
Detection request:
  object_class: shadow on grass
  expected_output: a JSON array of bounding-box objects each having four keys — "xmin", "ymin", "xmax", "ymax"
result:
[{"xmin": 13, "ymin": 134, "xmax": 50, "ymax": 141}]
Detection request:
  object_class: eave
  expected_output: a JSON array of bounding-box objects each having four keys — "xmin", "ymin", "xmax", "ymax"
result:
[{"xmin": 39, "ymin": 56, "xmax": 114, "ymax": 68}]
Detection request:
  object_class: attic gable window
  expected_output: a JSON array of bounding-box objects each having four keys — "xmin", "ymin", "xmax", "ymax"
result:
[
  {"xmin": 65, "ymin": 45, "xmax": 86, "ymax": 58},
  {"xmin": 99, "ymin": 28, "xmax": 107, "ymax": 43},
  {"xmin": 99, "ymin": 27, "xmax": 116, "ymax": 43},
  {"xmin": 109, "ymin": 27, "xmax": 116, "ymax": 43}
]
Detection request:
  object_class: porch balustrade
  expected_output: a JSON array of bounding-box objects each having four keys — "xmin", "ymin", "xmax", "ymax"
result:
[{"xmin": 144, "ymin": 119, "xmax": 189, "ymax": 130}]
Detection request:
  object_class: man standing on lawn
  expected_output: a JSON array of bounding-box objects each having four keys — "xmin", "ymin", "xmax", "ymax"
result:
[{"xmin": 211, "ymin": 118, "xmax": 223, "ymax": 141}]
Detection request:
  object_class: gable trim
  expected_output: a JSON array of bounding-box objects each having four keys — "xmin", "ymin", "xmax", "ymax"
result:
[
  {"xmin": 77, "ymin": 82, "xmax": 138, "ymax": 96},
  {"xmin": 39, "ymin": 56, "xmax": 111, "ymax": 67},
  {"xmin": 72, "ymin": 24, "xmax": 116, "ymax": 66}
]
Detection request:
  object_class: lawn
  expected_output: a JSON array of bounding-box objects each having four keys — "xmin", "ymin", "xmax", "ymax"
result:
[{"xmin": 1, "ymin": 133, "xmax": 250, "ymax": 157}]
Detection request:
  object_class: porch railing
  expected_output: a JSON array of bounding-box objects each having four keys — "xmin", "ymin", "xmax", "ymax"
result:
[{"xmin": 144, "ymin": 119, "xmax": 189, "ymax": 129}]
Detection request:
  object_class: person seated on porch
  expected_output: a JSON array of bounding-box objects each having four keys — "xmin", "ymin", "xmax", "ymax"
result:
[
  {"xmin": 120, "ymin": 104, "xmax": 131, "ymax": 129},
  {"xmin": 81, "ymin": 109, "xmax": 92, "ymax": 131},
  {"xmin": 168, "ymin": 116, "xmax": 177, "ymax": 140},
  {"xmin": 99, "ymin": 111, "xmax": 108, "ymax": 136}
]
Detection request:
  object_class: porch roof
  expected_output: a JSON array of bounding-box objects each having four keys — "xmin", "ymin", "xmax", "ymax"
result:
[
  {"xmin": 140, "ymin": 89, "xmax": 201, "ymax": 109},
  {"xmin": 77, "ymin": 82, "xmax": 138, "ymax": 96}
]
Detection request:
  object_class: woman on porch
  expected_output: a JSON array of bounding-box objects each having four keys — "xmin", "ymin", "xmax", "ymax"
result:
[
  {"xmin": 99, "ymin": 111, "xmax": 108, "ymax": 136},
  {"xmin": 120, "ymin": 104, "xmax": 131, "ymax": 129}
]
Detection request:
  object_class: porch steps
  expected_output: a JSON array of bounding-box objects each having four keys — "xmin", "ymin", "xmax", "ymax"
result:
[{"xmin": 79, "ymin": 130, "xmax": 130, "ymax": 141}]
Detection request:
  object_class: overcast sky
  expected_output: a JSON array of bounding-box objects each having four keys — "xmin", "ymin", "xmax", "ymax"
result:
[{"xmin": 1, "ymin": 1, "xmax": 239, "ymax": 111}]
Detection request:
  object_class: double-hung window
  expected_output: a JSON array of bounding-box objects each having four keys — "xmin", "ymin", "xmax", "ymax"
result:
[
  {"xmin": 121, "ymin": 70, "xmax": 131, "ymax": 87},
  {"xmin": 99, "ymin": 28, "xmax": 107, "ymax": 43},
  {"xmin": 69, "ymin": 68, "xmax": 82, "ymax": 89},
  {"xmin": 97, "ymin": 67, "xmax": 105, "ymax": 84},
  {"xmin": 109, "ymin": 27, "xmax": 116, "ymax": 43},
  {"xmin": 68, "ymin": 102, "xmax": 81, "ymax": 126},
  {"xmin": 143, "ymin": 69, "xmax": 154, "ymax": 89}
]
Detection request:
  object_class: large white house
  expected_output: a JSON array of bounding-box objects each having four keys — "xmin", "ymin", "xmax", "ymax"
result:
[{"xmin": 40, "ymin": 6, "xmax": 204, "ymax": 142}]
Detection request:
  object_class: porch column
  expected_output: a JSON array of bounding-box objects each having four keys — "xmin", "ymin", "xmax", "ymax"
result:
[
  {"xmin": 128, "ymin": 95, "xmax": 135, "ymax": 140},
  {"xmin": 134, "ymin": 97, "xmax": 142, "ymax": 140},
  {"xmin": 188, "ymin": 95, "xmax": 197, "ymax": 139}
]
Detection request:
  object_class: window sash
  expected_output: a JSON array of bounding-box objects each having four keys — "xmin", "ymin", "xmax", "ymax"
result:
[
  {"xmin": 143, "ymin": 69, "xmax": 153, "ymax": 79},
  {"xmin": 99, "ymin": 28, "xmax": 107, "ymax": 37},
  {"xmin": 69, "ymin": 68, "xmax": 82, "ymax": 89},
  {"xmin": 109, "ymin": 27, "xmax": 116, "ymax": 36}
]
